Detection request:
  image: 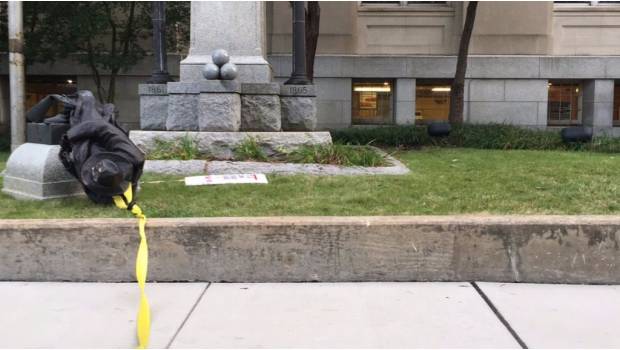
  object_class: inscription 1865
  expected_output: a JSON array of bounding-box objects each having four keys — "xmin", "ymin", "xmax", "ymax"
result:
[{"xmin": 290, "ymin": 86, "xmax": 308, "ymax": 95}]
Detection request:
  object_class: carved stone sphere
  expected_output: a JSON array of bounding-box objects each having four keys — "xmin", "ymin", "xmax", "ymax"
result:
[
  {"xmin": 202, "ymin": 63, "xmax": 220, "ymax": 80},
  {"xmin": 220, "ymin": 63, "xmax": 238, "ymax": 80},
  {"xmin": 212, "ymin": 49, "xmax": 230, "ymax": 67}
]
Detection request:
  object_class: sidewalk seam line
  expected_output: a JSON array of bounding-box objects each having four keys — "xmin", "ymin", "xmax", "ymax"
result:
[
  {"xmin": 165, "ymin": 282, "xmax": 212, "ymax": 349},
  {"xmin": 471, "ymin": 282, "xmax": 529, "ymax": 349}
]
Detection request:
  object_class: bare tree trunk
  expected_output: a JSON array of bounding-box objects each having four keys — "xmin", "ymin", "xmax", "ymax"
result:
[
  {"xmin": 449, "ymin": 1, "xmax": 477, "ymax": 124},
  {"xmin": 86, "ymin": 38, "xmax": 106, "ymax": 103},
  {"xmin": 305, "ymin": 2, "xmax": 320, "ymax": 82},
  {"xmin": 107, "ymin": 71, "xmax": 118, "ymax": 104}
]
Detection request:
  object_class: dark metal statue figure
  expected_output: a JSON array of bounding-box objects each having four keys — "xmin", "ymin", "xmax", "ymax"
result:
[{"xmin": 26, "ymin": 91, "xmax": 145, "ymax": 204}]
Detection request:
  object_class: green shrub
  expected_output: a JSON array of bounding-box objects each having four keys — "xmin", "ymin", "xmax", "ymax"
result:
[
  {"xmin": 287, "ymin": 144, "xmax": 388, "ymax": 167},
  {"xmin": 331, "ymin": 126, "xmax": 431, "ymax": 148},
  {"xmin": 332, "ymin": 123, "xmax": 620, "ymax": 153},
  {"xmin": 234, "ymin": 137, "xmax": 268, "ymax": 161},
  {"xmin": 579, "ymin": 136, "xmax": 620, "ymax": 153},
  {"xmin": 447, "ymin": 124, "xmax": 564, "ymax": 150},
  {"xmin": 149, "ymin": 134, "xmax": 200, "ymax": 160}
]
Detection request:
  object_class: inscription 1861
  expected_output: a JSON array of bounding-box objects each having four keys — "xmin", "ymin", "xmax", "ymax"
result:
[{"xmin": 147, "ymin": 85, "xmax": 167, "ymax": 94}]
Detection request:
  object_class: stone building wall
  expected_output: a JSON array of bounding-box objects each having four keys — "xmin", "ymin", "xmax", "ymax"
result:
[
  {"xmin": 270, "ymin": 54, "xmax": 620, "ymax": 135},
  {"xmin": 268, "ymin": 1, "xmax": 620, "ymax": 56}
]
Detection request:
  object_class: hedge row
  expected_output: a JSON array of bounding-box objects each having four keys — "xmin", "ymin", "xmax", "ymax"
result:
[{"xmin": 331, "ymin": 124, "xmax": 620, "ymax": 153}]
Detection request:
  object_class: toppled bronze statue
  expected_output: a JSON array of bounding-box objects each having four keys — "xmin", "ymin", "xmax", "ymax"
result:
[{"xmin": 26, "ymin": 91, "xmax": 145, "ymax": 204}]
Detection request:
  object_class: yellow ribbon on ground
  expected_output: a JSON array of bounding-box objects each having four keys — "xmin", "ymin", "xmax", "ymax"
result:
[{"xmin": 113, "ymin": 184, "xmax": 151, "ymax": 349}]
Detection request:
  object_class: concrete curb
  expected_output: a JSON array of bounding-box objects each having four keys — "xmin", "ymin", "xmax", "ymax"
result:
[
  {"xmin": 143, "ymin": 148, "xmax": 410, "ymax": 176},
  {"xmin": 1, "ymin": 215, "xmax": 619, "ymax": 283},
  {"xmin": 206, "ymin": 151, "xmax": 409, "ymax": 176}
]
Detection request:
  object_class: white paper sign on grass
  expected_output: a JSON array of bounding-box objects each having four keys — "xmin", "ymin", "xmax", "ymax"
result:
[{"xmin": 184, "ymin": 174, "xmax": 268, "ymax": 186}]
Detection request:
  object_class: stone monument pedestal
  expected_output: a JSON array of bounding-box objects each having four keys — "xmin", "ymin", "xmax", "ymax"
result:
[
  {"xmin": 165, "ymin": 81, "xmax": 243, "ymax": 132},
  {"xmin": 280, "ymin": 85, "xmax": 318, "ymax": 131},
  {"xmin": 198, "ymin": 81, "xmax": 241, "ymax": 131},
  {"xmin": 2, "ymin": 143, "xmax": 83, "ymax": 200},
  {"xmin": 137, "ymin": 1, "xmax": 323, "ymax": 153},
  {"xmin": 130, "ymin": 130, "xmax": 332, "ymax": 160},
  {"xmin": 139, "ymin": 84, "xmax": 168, "ymax": 130},
  {"xmin": 27, "ymin": 123, "xmax": 70, "ymax": 145},
  {"xmin": 241, "ymin": 83, "xmax": 281, "ymax": 131},
  {"xmin": 167, "ymin": 83, "xmax": 199, "ymax": 131}
]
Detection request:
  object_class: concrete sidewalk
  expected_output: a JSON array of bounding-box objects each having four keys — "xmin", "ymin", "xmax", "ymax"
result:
[{"xmin": 1, "ymin": 282, "xmax": 619, "ymax": 349}]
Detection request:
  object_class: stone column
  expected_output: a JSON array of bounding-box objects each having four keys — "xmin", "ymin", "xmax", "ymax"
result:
[
  {"xmin": 395, "ymin": 79, "xmax": 415, "ymax": 125},
  {"xmin": 582, "ymin": 80, "xmax": 614, "ymax": 136},
  {"xmin": 180, "ymin": 1, "xmax": 271, "ymax": 83}
]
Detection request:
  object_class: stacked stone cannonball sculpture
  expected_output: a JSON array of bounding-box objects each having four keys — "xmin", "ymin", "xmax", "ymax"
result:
[{"xmin": 202, "ymin": 49, "xmax": 238, "ymax": 81}]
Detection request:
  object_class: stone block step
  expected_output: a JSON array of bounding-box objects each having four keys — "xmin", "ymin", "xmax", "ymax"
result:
[
  {"xmin": 1, "ymin": 216, "xmax": 619, "ymax": 283},
  {"xmin": 129, "ymin": 130, "xmax": 332, "ymax": 159}
]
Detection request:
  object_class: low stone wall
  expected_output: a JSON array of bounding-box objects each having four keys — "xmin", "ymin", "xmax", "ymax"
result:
[
  {"xmin": 130, "ymin": 130, "xmax": 333, "ymax": 160},
  {"xmin": 142, "ymin": 147, "xmax": 410, "ymax": 176},
  {"xmin": 1, "ymin": 216, "xmax": 619, "ymax": 283}
]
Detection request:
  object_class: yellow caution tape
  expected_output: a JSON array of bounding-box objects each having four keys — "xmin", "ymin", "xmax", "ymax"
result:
[{"xmin": 113, "ymin": 184, "xmax": 150, "ymax": 349}]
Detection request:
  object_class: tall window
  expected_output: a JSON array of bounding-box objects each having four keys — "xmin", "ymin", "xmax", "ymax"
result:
[
  {"xmin": 352, "ymin": 79, "xmax": 394, "ymax": 125},
  {"xmin": 415, "ymin": 81, "xmax": 451, "ymax": 124},
  {"xmin": 547, "ymin": 81, "xmax": 582, "ymax": 125}
]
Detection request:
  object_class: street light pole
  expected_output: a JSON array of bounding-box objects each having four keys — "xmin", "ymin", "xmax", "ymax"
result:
[
  {"xmin": 284, "ymin": 1, "xmax": 310, "ymax": 85},
  {"xmin": 147, "ymin": 1, "xmax": 170, "ymax": 84},
  {"xmin": 8, "ymin": 1, "xmax": 25, "ymax": 151}
]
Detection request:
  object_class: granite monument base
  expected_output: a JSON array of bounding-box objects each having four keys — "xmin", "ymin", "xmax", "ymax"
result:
[
  {"xmin": 280, "ymin": 85, "xmax": 318, "ymax": 131},
  {"xmin": 130, "ymin": 130, "xmax": 332, "ymax": 160},
  {"xmin": 241, "ymin": 83, "xmax": 281, "ymax": 131},
  {"xmin": 139, "ymin": 84, "xmax": 168, "ymax": 130},
  {"xmin": 198, "ymin": 87, "xmax": 241, "ymax": 132},
  {"xmin": 2, "ymin": 143, "xmax": 83, "ymax": 200},
  {"xmin": 166, "ymin": 83, "xmax": 199, "ymax": 131},
  {"xmin": 27, "ymin": 123, "xmax": 70, "ymax": 145}
]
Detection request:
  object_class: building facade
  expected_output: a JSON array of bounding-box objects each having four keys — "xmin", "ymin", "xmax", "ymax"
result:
[
  {"xmin": 3, "ymin": 1, "xmax": 620, "ymax": 136},
  {"xmin": 269, "ymin": 1, "xmax": 620, "ymax": 136}
]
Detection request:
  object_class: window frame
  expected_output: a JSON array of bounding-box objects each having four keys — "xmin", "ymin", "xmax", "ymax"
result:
[
  {"xmin": 351, "ymin": 78, "xmax": 396, "ymax": 126},
  {"xmin": 414, "ymin": 79, "xmax": 453, "ymax": 125},
  {"xmin": 547, "ymin": 80, "xmax": 584, "ymax": 127},
  {"xmin": 553, "ymin": 0, "xmax": 620, "ymax": 11},
  {"xmin": 358, "ymin": 1, "xmax": 453, "ymax": 12}
]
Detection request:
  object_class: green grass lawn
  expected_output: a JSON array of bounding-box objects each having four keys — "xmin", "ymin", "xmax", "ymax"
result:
[{"xmin": 1, "ymin": 147, "xmax": 619, "ymax": 219}]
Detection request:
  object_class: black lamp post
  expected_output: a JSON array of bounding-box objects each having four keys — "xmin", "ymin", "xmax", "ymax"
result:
[
  {"xmin": 147, "ymin": 1, "xmax": 170, "ymax": 84},
  {"xmin": 284, "ymin": 1, "xmax": 311, "ymax": 85}
]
